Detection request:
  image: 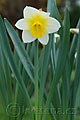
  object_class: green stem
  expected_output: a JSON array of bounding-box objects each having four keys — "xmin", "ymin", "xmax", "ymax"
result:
[{"xmin": 34, "ymin": 40, "xmax": 39, "ymax": 120}]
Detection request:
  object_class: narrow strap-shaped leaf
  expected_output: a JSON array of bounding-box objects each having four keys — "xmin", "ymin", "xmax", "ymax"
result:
[
  {"xmin": 0, "ymin": 47, "xmax": 12, "ymax": 103},
  {"xmin": 69, "ymin": 19, "xmax": 80, "ymax": 72},
  {"xmin": 0, "ymin": 16, "xmax": 32, "ymax": 109},
  {"xmin": 4, "ymin": 18, "xmax": 34, "ymax": 84},
  {"xmin": 42, "ymin": 8, "xmax": 70, "ymax": 120},
  {"xmin": 0, "ymin": 55, "xmax": 7, "ymax": 109},
  {"xmin": 61, "ymin": 57, "xmax": 71, "ymax": 120},
  {"xmin": 14, "ymin": 60, "xmax": 27, "ymax": 120},
  {"xmin": 39, "ymin": 34, "xmax": 53, "ymax": 120},
  {"xmin": 73, "ymin": 27, "xmax": 80, "ymax": 120},
  {"xmin": 47, "ymin": 0, "xmax": 62, "ymax": 24}
]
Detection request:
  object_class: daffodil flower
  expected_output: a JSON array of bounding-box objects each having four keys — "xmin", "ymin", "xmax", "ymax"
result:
[{"xmin": 15, "ymin": 6, "xmax": 61, "ymax": 45}]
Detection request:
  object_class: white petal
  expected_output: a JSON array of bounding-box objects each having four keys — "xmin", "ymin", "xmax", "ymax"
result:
[
  {"xmin": 15, "ymin": 19, "xmax": 28, "ymax": 30},
  {"xmin": 40, "ymin": 11, "xmax": 50, "ymax": 17},
  {"xmin": 47, "ymin": 17, "xmax": 61, "ymax": 33},
  {"xmin": 38, "ymin": 33, "xmax": 49, "ymax": 45},
  {"xmin": 22, "ymin": 30, "xmax": 36, "ymax": 43},
  {"xmin": 23, "ymin": 6, "xmax": 39, "ymax": 18}
]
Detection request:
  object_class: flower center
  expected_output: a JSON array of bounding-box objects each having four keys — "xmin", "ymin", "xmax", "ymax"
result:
[
  {"xmin": 30, "ymin": 22, "xmax": 45, "ymax": 38},
  {"xmin": 27, "ymin": 14, "xmax": 48, "ymax": 38}
]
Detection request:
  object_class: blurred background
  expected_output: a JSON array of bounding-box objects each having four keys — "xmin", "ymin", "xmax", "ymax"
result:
[
  {"xmin": 0, "ymin": 0, "xmax": 80, "ymax": 27},
  {"xmin": 0, "ymin": 0, "xmax": 79, "ymax": 50},
  {"xmin": 0, "ymin": 0, "xmax": 80, "ymax": 28}
]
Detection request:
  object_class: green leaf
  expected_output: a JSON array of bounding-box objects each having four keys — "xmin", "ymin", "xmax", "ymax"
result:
[
  {"xmin": 0, "ymin": 54, "xmax": 7, "ymax": 109},
  {"xmin": 47, "ymin": 0, "xmax": 62, "ymax": 24},
  {"xmin": 4, "ymin": 18, "xmax": 34, "ymax": 84},
  {"xmin": 73, "ymin": 25, "xmax": 80, "ymax": 120},
  {"xmin": 39, "ymin": 34, "xmax": 53, "ymax": 120},
  {"xmin": 69, "ymin": 19, "xmax": 80, "ymax": 72},
  {"xmin": 0, "ymin": 16, "xmax": 32, "ymax": 109},
  {"xmin": 61, "ymin": 57, "xmax": 71, "ymax": 120},
  {"xmin": 42, "ymin": 8, "xmax": 70, "ymax": 120},
  {"xmin": 0, "ymin": 46, "xmax": 12, "ymax": 103}
]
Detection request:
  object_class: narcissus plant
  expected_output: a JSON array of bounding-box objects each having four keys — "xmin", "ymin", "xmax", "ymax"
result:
[{"xmin": 15, "ymin": 6, "xmax": 61, "ymax": 45}]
